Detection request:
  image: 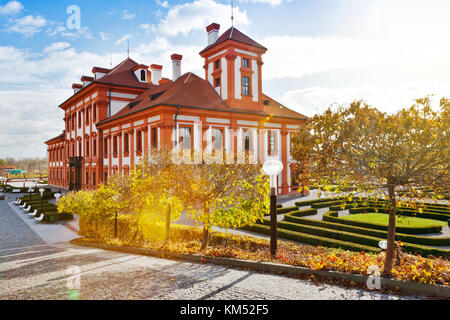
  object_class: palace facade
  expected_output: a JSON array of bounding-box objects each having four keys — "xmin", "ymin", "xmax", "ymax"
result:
[{"xmin": 45, "ymin": 23, "xmax": 307, "ymax": 195}]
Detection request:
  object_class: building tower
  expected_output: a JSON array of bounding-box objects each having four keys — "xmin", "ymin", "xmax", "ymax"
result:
[{"xmin": 199, "ymin": 23, "xmax": 267, "ymax": 112}]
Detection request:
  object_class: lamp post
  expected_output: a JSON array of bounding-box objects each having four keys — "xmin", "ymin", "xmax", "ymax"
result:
[
  {"xmin": 39, "ymin": 188, "xmax": 45, "ymax": 215},
  {"xmin": 113, "ymin": 195, "xmax": 119, "ymax": 238},
  {"xmin": 262, "ymin": 159, "xmax": 284, "ymax": 257},
  {"xmin": 54, "ymin": 193, "xmax": 61, "ymax": 222}
]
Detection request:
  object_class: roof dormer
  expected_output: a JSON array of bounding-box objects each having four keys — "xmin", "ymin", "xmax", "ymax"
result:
[
  {"xmin": 92, "ymin": 67, "xmax": 111, "ymax": 80},
  {"xmin": 132, "ymin": 64, "xmax": 149, "ymax": 83},
  {"xmin": 81, "ymin": 76, "xmax": 94, "ymax": 87},
  {"xmin": 72, "ymin": 83, "xmax": 82, "ymax": 94}
]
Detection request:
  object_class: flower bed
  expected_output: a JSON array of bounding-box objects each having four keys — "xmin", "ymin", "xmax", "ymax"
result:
[{"xmin": 76, "ymin": 224, "xmax": 450, "ymax": 286}]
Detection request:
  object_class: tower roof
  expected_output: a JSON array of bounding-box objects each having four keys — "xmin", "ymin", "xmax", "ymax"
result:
[{"xmin": 200, "ymin": 27, "xmax": 267, "ymax": 54}]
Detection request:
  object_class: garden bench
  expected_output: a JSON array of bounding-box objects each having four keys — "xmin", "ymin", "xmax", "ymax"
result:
[
  {"xmin": 34, "ymin": 214, "xmax": 44, "ymax": 222},
  {"xmin": 29, "ymin": 209, "xmax": 38, "ymax": 218}
]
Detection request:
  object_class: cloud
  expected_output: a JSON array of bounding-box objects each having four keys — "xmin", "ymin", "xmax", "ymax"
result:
[
  {"xmin": 140, "ymin": 24, "xmax": 152, "ymax": 33},
  {"xmin": 46, "ymin": 22, "xmax": 94, "ymax": 39},
  {"xmin": 0, "ymin": 1, "xmax": 23, "ymax": 15},
  {"xmin": 115, "ymin": 34, "xmax": 131, "ymax": 46},
  {"xmin": 157, "ymin": 0, "xmax": 249, "ymax": 36},
  {"xmin": 43, "ymin": 42, "xmax": 71, "ymax": 53},
  {"xmin": 121, "ymin": 10, "xmax": 136, "ymax": 20},
  {"xmin": 239, "ymin": 0, "xmax": 292, "ymax": 6},
  {"xmin": 279, "ymin": 84, "xmax": 450, "ymax": 117},
  {"xmin": 8, "ymin": 15, "xmax": 47, "ymax": 37},
  {"xmin": 261, "ymin": 35, "xmax": 392, "ymax": 80},
  {"xmin": 99, "ymin": 32, "xmax": 110, "ymax": 41},
  {"xmin": 156, "ymin": 0, "xmax": 169, "ymax": 8}
]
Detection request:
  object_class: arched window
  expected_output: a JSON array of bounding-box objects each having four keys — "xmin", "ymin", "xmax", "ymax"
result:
[{"xmin": 140, "ymin": 69, "xmax": 146, "ymax": 82}]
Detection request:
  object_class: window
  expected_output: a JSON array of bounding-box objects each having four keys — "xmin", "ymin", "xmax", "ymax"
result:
[
  {"xmin": 71, "ymin": 115, "xmax": 75, "ymax": 130},
  {"xmin": 93, "ymin": 104, "xmax": 97, "ymax": 122},
  {"xmin": 151, "ymin": 127, "xmax": 158, "ymax": 148},
  {"xmin": 242, "ymin": 76, "xmax": 250, "ymax": 96},
  {"xmin": 180, "ymin": 126, "xmax": 192, "ymax": 150},
  {"xmin": 244, "ymin": 130, "xmax": 251, "ymax": 152},
  {"xmin": 137, "ymin": 131, "xmax": 142, "ymax": 153},
  {"xmin": 86, "ymin": 108, "xmax": 89, "ymax": 124},
  {"xmin": 86, "ymin": 172, "xmax": 89, "ymax": 185},
  {"xmin": 214, "ymin": 59, "xmax": 220, "ymax": 70},
  {"xmin": 268, "ymin": 131, "xmax": 276, "ymax": 155},
  {"xmin": 124, "ymin": 133, "xmax": 129, "ymax": 153},
  {"xmin": 86, "ymin": 140, "xmax": 89, "ymax": 157},
  {"xmin": 243, "ymin": 58, "xmax": 249, "ymax": 68},
  {"xmin": 78, "ymin": 111, "xmax": 82, "ymax": 128},
  {"xmin": 214, "ymin": 77, "xmax": 221, "ymax": 88},
  {"xmin": 93, "ymin": 139, "xmax": 97, "ymax": 156},
  {"xmin": 93, "ymin": 172, "xmax": 96, "ymax": 186},
  {"xmin": 104, "ymin": 138, "xmax": 108, "ymax": 157},
  {"xmin": 213, "ymin": 128, "xmax": 223, "ymax": 150},
  {"xmin": 140, "ymin": 70, "xmax": 146, "ymax": 82},
  {"xmin": 113, "ymin": 136, "xmax": 118, "ymax": 155},
  {"xmin": 78, "ymin": 141, "xmax": 82, "ymax": 156}
]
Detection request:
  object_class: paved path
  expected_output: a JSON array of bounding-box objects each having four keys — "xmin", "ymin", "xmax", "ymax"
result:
[{"xmin": 0, "ymin": 196, "xmax": 423, "ymax": 300}]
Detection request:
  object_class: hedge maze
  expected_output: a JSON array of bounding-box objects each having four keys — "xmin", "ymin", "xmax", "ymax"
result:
[{"xmin": 245, "ymin": 198, "xmax": 450, "ymax": 258}]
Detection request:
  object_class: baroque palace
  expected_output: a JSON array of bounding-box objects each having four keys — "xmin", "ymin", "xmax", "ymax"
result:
[{"xmin": 45, "ymin": 23, "xmax": 307, "ymax": 195}]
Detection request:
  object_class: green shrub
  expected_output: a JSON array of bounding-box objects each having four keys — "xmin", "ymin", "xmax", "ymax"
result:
[
  {"xmin": 323, "ymin": 210, "xmax": 443, "ymax": 235},
  {"xmin": 284, "ymin": 214, "xmax": 450, "ymax": 246},
  {"xmin": 251, "ymin": 217, "xmax": 450, "ymax": 258},
  {"xmin": 244, "ymin": 223, "xmax": 381, "ymax": 253},
  {"xmin": 285, "ymin": 208, "xmax": 318, "ymax": 218},
  {"xmin": 277, "ymin": 206, "xmax": 299, "ymax": 214},
  {"xmin": 276, "ymin": 204, "xmax": 283, "ymax": 209}
]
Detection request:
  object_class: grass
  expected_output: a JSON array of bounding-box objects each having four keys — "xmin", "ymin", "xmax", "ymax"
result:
[{"xmin": 339, "ymin": 213, "xmax": 448, "ymax": 228}]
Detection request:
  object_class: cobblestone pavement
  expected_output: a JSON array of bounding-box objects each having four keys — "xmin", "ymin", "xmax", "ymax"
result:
[
  {"xmin": 0, "ymin": 196, "xmax": 423, "ymax": 300},
  {"xmin": 0, "ymin": 243, "xmax": 422, "ymax": 300}
]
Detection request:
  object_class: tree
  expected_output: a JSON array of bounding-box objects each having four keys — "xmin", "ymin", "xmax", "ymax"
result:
[
  {"xmin": 175, "ymin": 151, "xmax": 270, "ymax": 250},
  {"xmin": 291, "ymin": 97, "xmax": 449, "ymax": 276},
  {"xmin": 130, "ymin": 148, "xmax": 184, "ymax": 242}
]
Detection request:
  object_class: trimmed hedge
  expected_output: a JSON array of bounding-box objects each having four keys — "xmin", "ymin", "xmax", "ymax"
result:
[
  {"xmin": 323, "ymin": 210, "xmax": 443, "ymax": 235},
  {"xmin": 258, "ymin": 216, "xmax": 450, "ymax": 258},
  {"xmin": 285, "ymin": 208, "xmax": 318, "ymax": 218},
  {"xmin": 295, "ymin": 198, "xmax": 344, "ymax": 207},
  {"xmin": 284, "ymin": 214, "xmax": 450, "ymax": 247},
  {"xmin": 277, "ymin": 206, "xmax": 299, "ymax": 214},
  {"xmin": 244, "ymin": 223, "xmax": 381, "ymax": 254},
  {"xmin": 311, "ymin": 200, "xmax": 345, "ymax": 208},
  {"xmin": 276, "ymin": 204, "xmax": 283, "ymax": 209}
]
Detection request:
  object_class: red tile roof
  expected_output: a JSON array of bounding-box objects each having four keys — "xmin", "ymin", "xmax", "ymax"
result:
[
  {"xmin": 261, "ymin": 94, "xmax": 308, "ymax": 120},
  {"xmin": 98, "ymin": 72, "xmax": 306, "ymax": 126},
  {"xmin": 200, "ymin": 27, "xmax": 267, "ymax": 54},
  {"xmin": 45, "ymin": 131, "xmax": 65, "ymax": 144},
  {"xmin": 94, "ymin": 57, "xmax": 152, "ymax": 89},
  {"xmin": 98, "ymin": 72, "xmax": 232, "ymax": 125}
]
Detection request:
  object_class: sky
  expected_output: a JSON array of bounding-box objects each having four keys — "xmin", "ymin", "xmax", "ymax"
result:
[{"xmin": 0, "ymin": 0, "xmax": 449, "ymax": 159}]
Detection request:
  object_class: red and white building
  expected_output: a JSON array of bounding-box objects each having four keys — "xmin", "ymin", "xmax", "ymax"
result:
[{"xmin": 45, "ymin": 24, "xmax": 308, "ymax": 195}]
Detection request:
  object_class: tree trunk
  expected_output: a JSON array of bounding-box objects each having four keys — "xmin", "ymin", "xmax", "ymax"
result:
[
  {"xmin": 200, "ymin": 204, "xmax": 210, "ymax": 250},
  {"xmin": 165, "ymin": 204, "xmax": 171, "ymax": 242},
  {"xmin": 201, "ymin": 225, "xmax": 209, "ymax": 250},
  {"xmin": 383, "ymin": 183, "xmax": 397, "ymax": 277}
]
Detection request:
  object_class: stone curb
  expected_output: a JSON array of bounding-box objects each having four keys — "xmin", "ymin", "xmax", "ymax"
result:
[{"xmin": 70, "ymin": 238, "xmax": 450, "ymax": 299}]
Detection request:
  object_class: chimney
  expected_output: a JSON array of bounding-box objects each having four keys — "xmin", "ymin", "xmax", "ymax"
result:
[
  {"xmin": 171, "ymin": 54, "xmax": 183, "ymax": 81},
  {"xmin": 150, "ymin": 64, "xmax": 163, "ymax": 85},
  {"xmin": 206, "ymin": 23, "xmax": 220, "ymax": 46}
]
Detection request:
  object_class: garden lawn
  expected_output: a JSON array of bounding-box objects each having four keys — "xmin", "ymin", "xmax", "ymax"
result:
[{"xmin": 339, "ymin": 213, "xmax": 447, "ymax": 228}]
